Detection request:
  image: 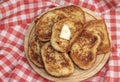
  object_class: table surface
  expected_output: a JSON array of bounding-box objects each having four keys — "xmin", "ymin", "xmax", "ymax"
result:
[{"xmin": 0, "ymin": 0, "xmax": 120, "ymax": 82}]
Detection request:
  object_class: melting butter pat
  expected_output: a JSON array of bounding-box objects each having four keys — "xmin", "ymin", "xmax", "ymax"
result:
[{"xmin": 60, "ymin": 24, "xmax": 71, "ymax": 40}]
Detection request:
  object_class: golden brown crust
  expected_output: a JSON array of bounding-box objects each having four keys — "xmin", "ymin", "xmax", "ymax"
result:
[
  {"xmin": 35, "ymin": 5, "xmax": 85, "ymax": 42},
  {"xmin": 84, "ymin": 20, "xmax": 111, "ymax": 54},
  {"xmin": 41, "ymin": 42, "xmax": 74, "ymax": 77},
  {"xmin": 27, "ymin": 5, "xmax": 111, "ymax": 78},
  {"xmin": 35, "ymin": 10, "xmax": 68, "ymax": 42},
  {"xmin": 28, "ymin": 35, "xmax": 43, "ymax": 68},
  {"xmin": 70, "ymin": 31, "xmax": 101, "ymax": 69},
  {"xmin": 51, "ymin": 18, "xmax": 83, "ymax": 52},
  {"xmin": 58, "ymin": 5, "xmax": 85, "ymax": 24}
]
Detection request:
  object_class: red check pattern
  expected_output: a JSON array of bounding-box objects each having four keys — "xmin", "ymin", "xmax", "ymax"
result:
[{"xmin": 0, "ymin": 0, "xmax": 120, "ymax": 82}]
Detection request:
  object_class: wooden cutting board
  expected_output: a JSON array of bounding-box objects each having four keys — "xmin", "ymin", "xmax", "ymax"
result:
[{"xmin": 24, "ymin": 6, "xmax": 110, "ymax": 82}]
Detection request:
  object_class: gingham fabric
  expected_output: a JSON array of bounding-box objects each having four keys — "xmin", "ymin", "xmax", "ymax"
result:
[{"xmin": 0, "ymin": 0, "xmax": 120, "ymax": 82}]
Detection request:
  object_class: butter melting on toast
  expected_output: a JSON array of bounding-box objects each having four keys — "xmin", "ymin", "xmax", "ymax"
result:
[
  {"xmin": 35, "ymin": 10, "xmax": 67, "ymax": 41},
  {"xmin": 51, "ymin": 18, "xmax": 83, "ymax": 52}
]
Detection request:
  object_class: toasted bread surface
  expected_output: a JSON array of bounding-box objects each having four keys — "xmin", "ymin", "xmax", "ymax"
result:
[
  {"xmin": 35, "ymin": 10, "xmax": 68, "ymax": 41},
  {"xmin": 58, "ymin": 5, "xmax": 85, "ymax": 24},
  {"xmin": 84, "ymin": 20, "xmax": 111, "ymax": 54},
  {"xmin": 51, "ymin": 18, "xmax": 83, "ymax": 52},
  {"xmin": 70, "ymin": 31, "xmax": 101, "ymax": 69},
  {"xmin": 41, "ymin": 42, "xmax": 74, "ymax": 77},
  {"xmin": 28, "ymin": 35, "xmax": 43, "ymax": 67}
]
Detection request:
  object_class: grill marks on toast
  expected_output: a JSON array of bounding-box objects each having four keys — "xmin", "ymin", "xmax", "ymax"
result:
[
  {"xmin": 35, "ymin": 10, "xmax": 68, "ymax": 42},
  {"xmin": 51, "ymin": 18, "xmax": 83, "ymax": 52},
  {"xmin": 41, "ymin": 42, "xmax": 74, "ymax": 77},
  {"xmin": 70, "ymin": 31, "xmax": 101, "ymax": 69},
  {"xmin": 28, "ymin": 36, "xmax": 43, "ymax": 68},
  {"xmin": 84, "ymin": 20, "xmax": 111, "ymax": 54}
]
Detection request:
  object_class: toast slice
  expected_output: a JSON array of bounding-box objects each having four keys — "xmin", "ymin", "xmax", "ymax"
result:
[
  {"xmin": 35, "ymin": 10, "xmax": 67, "ymax": 42},
  {"xmin": 58, "ymin": 5, "xmax": 85, "ymax": 24},
  {"xmin": 35, "ymin": 5, "xmax": 85, "ymax": 42},
  {"xmin": 51, "ymin": 18, "xmax": 83, "ymax": 52},
  {"xmin": 41, "ymin": 42, "xmax": 74, "ymax": 77},
  {"xmin": 84, "ymin": 20, "xmax": 111, "ymax": 54},
  {"xmin": 28, "ymin": 35, "xmax": 43, "ymax": 68},
  {"xmin": 70, "ymin": 31, "xmax": 101, "ymax": 69}
]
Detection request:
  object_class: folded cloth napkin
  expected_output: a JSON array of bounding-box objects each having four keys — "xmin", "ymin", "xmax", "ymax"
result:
[{"xmin": 0, "ymin": 0, "xmax": 120, "ymax": 82}]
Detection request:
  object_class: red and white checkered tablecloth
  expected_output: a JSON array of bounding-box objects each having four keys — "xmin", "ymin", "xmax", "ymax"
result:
[{"xmin": 0, "ymin": 0, "xmax": 120, "ymax": 82}]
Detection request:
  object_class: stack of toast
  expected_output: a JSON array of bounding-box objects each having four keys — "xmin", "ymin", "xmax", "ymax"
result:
[{"xmin": 28, "ymin": 5, "xmax": 111, "ymax": 77}]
